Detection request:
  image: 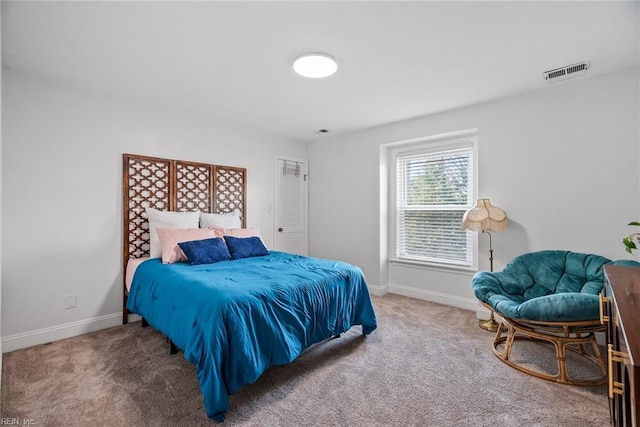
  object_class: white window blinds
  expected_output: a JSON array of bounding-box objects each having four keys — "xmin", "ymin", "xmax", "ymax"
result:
[{"xmin": 396, "ymin": 145, "xmax": 474, "ymax": 267}]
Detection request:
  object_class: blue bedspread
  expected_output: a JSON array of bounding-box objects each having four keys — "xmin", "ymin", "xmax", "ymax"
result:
[{"xmin": 126, "ymin": 251, "xmax": 377, "ymax": 421}]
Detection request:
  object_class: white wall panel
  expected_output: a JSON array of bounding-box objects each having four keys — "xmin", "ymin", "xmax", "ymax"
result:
[
  {"xmin": 1, "ymin": 69, "xmax": 306, "ymax": 350},
  {"xmin": 309, "ymin": 69, "xmax": 640, "ymax": 314}
]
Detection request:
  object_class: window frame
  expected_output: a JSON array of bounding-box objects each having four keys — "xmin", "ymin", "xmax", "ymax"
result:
[{"xmin": 389, "ymin": 133, "xmax": 478, "ymax": 271}]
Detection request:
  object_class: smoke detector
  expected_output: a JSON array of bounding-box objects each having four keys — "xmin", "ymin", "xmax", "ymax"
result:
[{"xmin": 544, "ymin": 61, "xmax": 590, "ymax": 83}]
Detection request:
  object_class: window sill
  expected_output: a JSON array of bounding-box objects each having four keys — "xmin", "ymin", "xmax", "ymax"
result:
[{"xmin": 389, "ymin": 258, "xmax": 477, "ymax": 276}]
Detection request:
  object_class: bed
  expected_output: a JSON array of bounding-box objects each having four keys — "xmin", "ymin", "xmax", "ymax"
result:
[{"xmin": 122, "ymin": 154, "xmax": 377, "ymax": 421}]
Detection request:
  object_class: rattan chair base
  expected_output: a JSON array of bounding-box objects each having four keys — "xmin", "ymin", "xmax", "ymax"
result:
[{"xmin": 491, "ymin": 314, "xmax": 606, "ymax": 386}]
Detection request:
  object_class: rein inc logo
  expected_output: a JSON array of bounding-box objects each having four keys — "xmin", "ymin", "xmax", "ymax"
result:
[{"xmin": 1, "ymin": 419, "xmax": 35, "ymax": 425}]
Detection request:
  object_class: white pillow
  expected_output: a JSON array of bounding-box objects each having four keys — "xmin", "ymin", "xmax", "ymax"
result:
[
  {"xmin": 145, "ymin": 207, "xmax": 200, "ymax": 258},
  {"xmin": 199, "ymin": 210, "xmax": 241, "ymax": 229}
]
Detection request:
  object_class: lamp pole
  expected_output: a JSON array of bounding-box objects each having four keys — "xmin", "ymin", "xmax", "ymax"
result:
[
  {"xmin": 483, "ymin": 230, "xmax": 493, "ymax": 272},
  {"xmin": 479, "ymin": 230, "xmax": 499, "ymax": 331}
]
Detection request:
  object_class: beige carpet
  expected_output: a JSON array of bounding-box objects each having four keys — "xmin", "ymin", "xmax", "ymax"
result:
[{"xmin": 1, "ymin": 294, "xmax": 610, "ymax": 426}]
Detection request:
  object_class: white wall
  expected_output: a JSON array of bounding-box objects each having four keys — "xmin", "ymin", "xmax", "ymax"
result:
[
  {"xmin": 1, "ymin": 69, "xmax": 307, "ymax": 352},
  {"xmin": 0, "ymin": 10, "xmax": 4, "ymax": 388},
  {"xmin": 3, "ymin": 67, "xmax": 637, "ymax": 352},
  {"xmin": 308, "ymin": 68, "xmax": 640, "ymax": 312}
]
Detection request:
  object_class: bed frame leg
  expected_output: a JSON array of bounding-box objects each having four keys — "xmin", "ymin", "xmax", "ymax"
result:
[
  {"xmin": 141, "ymin": 318, "xmax": 149, "ymax": 328},
  {"xmin": 170, "ymin": 340, "xmax": 178, "ymax": 355}
]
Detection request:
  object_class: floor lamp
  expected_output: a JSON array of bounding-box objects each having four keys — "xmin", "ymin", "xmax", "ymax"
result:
[{"xmin": 462, "ymin": 199, "xmax": 508, "ymax": 332}]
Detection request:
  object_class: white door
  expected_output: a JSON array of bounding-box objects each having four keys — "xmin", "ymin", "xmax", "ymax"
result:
[{"xmin": 274, "ymin": 157, "xmax": 308, "ymax": 255}]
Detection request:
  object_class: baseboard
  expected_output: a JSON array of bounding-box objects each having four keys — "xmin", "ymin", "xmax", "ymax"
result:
[
  {"xmin": 475, "ymin": 304, "xmax": 492, "ymax": 320},
  {"xmin": 387, "ymin": 283, "xmax": 478, "ymax": 312},
  {"xmin": 2, "ymin": 313, "xmax": 123, "ymax": 353},
  {"xmin": 1, "ymin": 287, "xmax": 476, "ymax": 352},
  {"xmin": 367, "ymin": 282, "xmax": 389, "ymax": 296},
  {"xmin": 128, "ymin": 313, "xmax": 142, "ymax": 323}
]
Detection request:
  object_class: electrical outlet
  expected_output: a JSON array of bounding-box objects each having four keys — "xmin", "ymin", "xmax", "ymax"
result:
[{"xmin": 65, "ymin": 294, "xmax": 77, "ymax": 309}]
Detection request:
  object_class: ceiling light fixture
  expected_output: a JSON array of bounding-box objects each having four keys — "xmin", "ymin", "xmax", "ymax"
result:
[{"xmin": 293, "ymin": 53, "xmax": 338, "ymax": 78}]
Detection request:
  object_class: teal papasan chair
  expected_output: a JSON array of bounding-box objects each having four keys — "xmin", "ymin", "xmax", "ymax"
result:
[{"xmin": 472, "ymin": 250, "xmax": 638, "ymax": 386}]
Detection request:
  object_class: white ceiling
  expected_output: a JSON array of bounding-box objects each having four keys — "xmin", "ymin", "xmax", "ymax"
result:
[{"xmin": 2, "ymin": 1, "xmax": 639, "ymax": 142}]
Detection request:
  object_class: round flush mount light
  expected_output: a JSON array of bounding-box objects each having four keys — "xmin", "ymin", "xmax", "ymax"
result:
[{"xmin": 293, "ymin": 53, "xmax": 338, "ymax": 78}]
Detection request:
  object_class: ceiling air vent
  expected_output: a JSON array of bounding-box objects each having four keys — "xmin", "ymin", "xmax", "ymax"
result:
[{"xmin": 544, "ymin": 61, "xmax": 590, "ymax": 83}]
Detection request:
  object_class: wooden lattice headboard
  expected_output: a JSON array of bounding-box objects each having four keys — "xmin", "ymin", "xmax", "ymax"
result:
[{"xmin": 122, "ymin": 153, "xmax": 247, "ymax": 323}]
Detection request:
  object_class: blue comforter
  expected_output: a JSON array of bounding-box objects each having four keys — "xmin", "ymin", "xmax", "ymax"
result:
[{"xmin": 126, "ymin": 251, "xmax": 377, "ymax": 421}]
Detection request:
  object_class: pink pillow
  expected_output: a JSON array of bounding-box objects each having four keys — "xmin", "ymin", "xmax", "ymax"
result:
[
  {"xmin": 210, "ymin": 228, "xmax": 225, "ymax": 238},
  {"xmin": 209, "ymin": 227, "xmax": 261, "ymax": 238},
  {"xmin": 156, "ymin": 228, "xmax": 218, "ymax": 264}
]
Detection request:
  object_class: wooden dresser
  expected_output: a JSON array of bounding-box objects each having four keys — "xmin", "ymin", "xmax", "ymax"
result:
[{"xmin": 602, "ymin": 265, "xmax": 640, "ymax": 427}]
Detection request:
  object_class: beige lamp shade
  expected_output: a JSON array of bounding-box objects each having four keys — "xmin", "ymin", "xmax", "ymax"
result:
[{"xmin": 462, "ymin": 199, "xmax": 507, "ymax": 232}]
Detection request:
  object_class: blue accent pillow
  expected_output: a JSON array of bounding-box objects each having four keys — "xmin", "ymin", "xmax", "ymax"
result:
[
  {"xmin": 224, "ymin": 236, "xmax": 269, "ymax": 260},
  {"xmin": 178, "ymin": 237, "xmax": 231, "ymax": 265}
]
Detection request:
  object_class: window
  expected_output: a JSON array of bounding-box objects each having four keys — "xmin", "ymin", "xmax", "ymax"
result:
[{"xmin": 391, "ymin": 136, "xmax": 476, "ymax": 268}]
